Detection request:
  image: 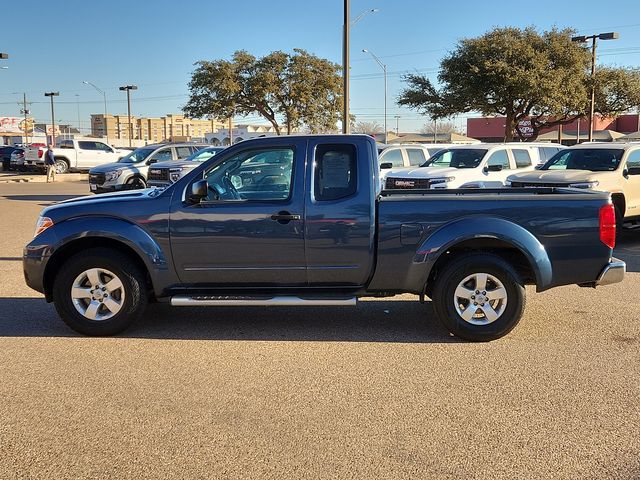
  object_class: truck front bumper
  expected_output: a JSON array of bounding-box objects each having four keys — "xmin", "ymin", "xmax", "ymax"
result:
[{"xmin": 596, "ymin": 258, "xmax": 626, "ymax": 286}]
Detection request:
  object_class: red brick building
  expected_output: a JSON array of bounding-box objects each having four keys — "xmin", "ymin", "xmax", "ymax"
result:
[{"xmin": 467, "ymin": 114, "xmax": 640, "ymax": 142}]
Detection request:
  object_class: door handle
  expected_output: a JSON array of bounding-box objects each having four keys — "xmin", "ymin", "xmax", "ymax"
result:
[{"xmin": 271, "ymin": 211, "xmax": 301, "ymax": 224}]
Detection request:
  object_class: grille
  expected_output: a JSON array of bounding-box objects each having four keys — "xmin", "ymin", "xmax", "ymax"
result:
[
  {"xmin": 385, "ymin": 177, "xmax": 431, "ymax": 189},
  {"xmin": 148, "ymin": 168, "xmax": 170, "ymax": 182},
  {"xmin": 89, "ymin": 173, "xmax": 105, "ymax": 186}
]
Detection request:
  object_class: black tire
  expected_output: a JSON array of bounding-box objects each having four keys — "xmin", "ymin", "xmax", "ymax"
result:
[
  {"xmin": 54, "ymin": 158, "xmax": 69, "ymax": 174},
  {"xmin": 52, "ymin": 247, "xmax": 148, "ymax": 336},
  {"xmin": 431, "ymin": 253, "xmax": 526, "ymax": 342},
  {"xmin": 126, "ymin": 176, "xmax": 147, "ymax": 190}
]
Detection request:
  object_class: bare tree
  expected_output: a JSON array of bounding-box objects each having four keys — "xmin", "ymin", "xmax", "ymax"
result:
[
  {"xmin": 353, "ymin": 120, "xmax": 383, "ymax": 134},
  {"xmin": 421, "ymin": 121, "xmax": 459, "ymax": 134}
]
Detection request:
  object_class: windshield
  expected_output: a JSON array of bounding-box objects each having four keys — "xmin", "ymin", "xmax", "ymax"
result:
[
  {"xmin": 541, "ymin": 148, "xmax": 624, "ymax": 172},
  {"xmin": 117, "ymin": 147, "xmax": 156, "ymax": 163},
  {"xmin": 189, "ymin": 147, "xmax": 224, "ymax": 163},
  {"xmin": 422, "ymin": 148, "xmax": 488, "ymax": 168}
]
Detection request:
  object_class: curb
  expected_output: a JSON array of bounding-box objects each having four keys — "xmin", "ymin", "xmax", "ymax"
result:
[{"xmin": 0, "ymin": 174, "xmax": 87, "ymax": 184}]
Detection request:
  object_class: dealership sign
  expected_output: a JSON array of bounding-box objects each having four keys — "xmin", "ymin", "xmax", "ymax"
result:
[{"xmin": 516, "ymin": 120, "xmax": 535, "ymax": 137}]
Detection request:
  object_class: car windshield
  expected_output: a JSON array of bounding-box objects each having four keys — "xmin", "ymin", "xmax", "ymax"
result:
[
  {"xmin": 189, "ymin": 148, "xmax": 223, "ymax": 162},
  {"xmin": 422, "ymin": 148, "xmax": 488, "ymax": 168},
  {"xmin": 117, "ymin": 147, "xmax": 156, "ymax": 163},
  {"xmin": 541, "ymin": 148, "xmax": 624, "ymax": 172}
]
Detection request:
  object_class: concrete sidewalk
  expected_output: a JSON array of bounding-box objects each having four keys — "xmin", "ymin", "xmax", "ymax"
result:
[{"xmin": 0, "ymin": 172, "xmax": 87, "ymax": 183}]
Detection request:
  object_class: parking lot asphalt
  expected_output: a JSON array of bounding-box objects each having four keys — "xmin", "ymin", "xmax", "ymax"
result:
[{"xmin": 0, "ymin": 181, "xmax": 638, "ymax": 480}]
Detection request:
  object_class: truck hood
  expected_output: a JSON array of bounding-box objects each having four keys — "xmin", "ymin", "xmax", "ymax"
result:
[
  {"xmin": 89, "ymin": 162, "xmax": 142, "ymax": 173},
  {"xmin": 150, "ymin": 160, "xmax": 198, "ymax": 169},
  {"xmin": 386, "ymin": 166, "xmax": 459, "ymax": 179},
  {"xmin": 42, "ymin": 189, "xmax": 156, "ymax": 217},
  {"xmin": 507, "ymin": 170, "xmax": 601, "ymax": 183}
]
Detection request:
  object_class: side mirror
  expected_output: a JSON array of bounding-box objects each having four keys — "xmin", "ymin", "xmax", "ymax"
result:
[
  {"xmin": 189, "ymin": 179, "xmax": 208, "ymax": 203},
  {"xmin": 380, "ymin": 162, "xmax": 393, "ymax": 170},
  {"xmin": 534, "ymin": 164, "xmax": 543, "ymax": 170},
  {"xmin": 147, "ymin": 158, "xmax": 158, "ymax": 165},
  {"xmin": 485, "ymin": 164, "xmax": 503, "ymax": 172},
  {"xmin": 627, "ymin": 166, "xmax": 640, "ymax": 176}
]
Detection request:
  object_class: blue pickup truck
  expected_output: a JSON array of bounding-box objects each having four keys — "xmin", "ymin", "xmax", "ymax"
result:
[{"xmin": 24, "ymin": 135, "xmax": 625, "ymax": 341}]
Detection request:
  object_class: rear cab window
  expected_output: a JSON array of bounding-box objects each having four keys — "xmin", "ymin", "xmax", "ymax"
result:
[{"xmin": 314, "ymin": 144, "xmax": 357, "ymax": 201}]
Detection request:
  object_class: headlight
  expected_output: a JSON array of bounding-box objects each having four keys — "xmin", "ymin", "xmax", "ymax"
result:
[
  {"xmin": 34, "ymin": 216, "xmax": 53, "ymax": 238},
  {"xmin": 429, "ymin": 176, "xmax": 455, "ymax": 185},
  {"xmin": 505, "ymin": 179, "xmax": 512, "ymax": 187},
  {"xmin": 568, "ymin": 181, "xmax": 599, "ymax": 189},
  {"xmin": 169, "ymin": 167, "xmax": 186, "ymax": 182},
  {"xmin": 104, "ymin": 169, "xmax": 124, "ymax": 182}
]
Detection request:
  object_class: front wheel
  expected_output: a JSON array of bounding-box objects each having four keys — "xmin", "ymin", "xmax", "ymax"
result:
[
  {"xmin": 52, "ymin": 248, "xmax": 148, "ymax": 335},
  {"xmin": 126, "ymin": 176, "xmax": 147, "ymax": 190},
  {"xmin": 431, "ymin": 253, "xmax": 526, "ymax": 341}
]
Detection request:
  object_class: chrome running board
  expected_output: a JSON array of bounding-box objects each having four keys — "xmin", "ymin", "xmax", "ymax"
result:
[{"xmin": 170, "ymin": 295, "xmax": 357, "ymax": 307}]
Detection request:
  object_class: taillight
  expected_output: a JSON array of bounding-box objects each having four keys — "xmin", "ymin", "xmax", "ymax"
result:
[
  {"xmin": 599, "ymin": 204, "xmax": 616, "ymax": 249},
  {"xmin": 37, "ymin": 148, "xmax": 44, "ymax": 158}
]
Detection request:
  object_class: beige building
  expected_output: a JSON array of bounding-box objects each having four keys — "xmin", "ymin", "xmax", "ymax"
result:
[{"xmin": 90, "ymin": 114, "xmax": 224, "ymax": 142}]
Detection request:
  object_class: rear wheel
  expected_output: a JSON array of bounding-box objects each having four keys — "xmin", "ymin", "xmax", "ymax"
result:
[
  {"xmin": 431, "ymin": 253, "xmax": 526, "ymax": 341},
  {"xmin": 52, "ymin": 248, "xmax": 148, "ymax": 336},
  {"xmin": 54, "ymin": 158, "xmax": 69, "ymax": 174}
]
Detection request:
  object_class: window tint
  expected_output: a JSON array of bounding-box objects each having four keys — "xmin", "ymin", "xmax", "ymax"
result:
[
  {"xmin": 626, "ymin": 149, "xmax": 640, "ymax": 168},
  {"xmin": 175, "ymin": 146, "xmax": 192, "ymax": 159},
  {"xmin": 78, "ymin": 141, "xmax": 100, "ymax": 151},
  {"xmin": 543, "ymin": 149, "xmax": 623, "ymax": 171},
  {"xmin": 150, "ymin": 148, "xmax": 173, "ymax": 162},
  {"xmin": 314, "ymin": 144, "xmax": 357, "ymax": 201},
  {"xmin": 95, "ymin": 142, "xmax": 112, "ymax": 152},
  {"xmin": 59, "ymin": 140, "xmax": 75, "ymax": 149},
  {"xmin": 425, "ymin": 149, "xmax": 487, "ymax": 168},
  {"xmin": 486, "ymin": 150, "xmax": 510, "ymax": 170},
  {"xmin": 379, "ymin": 148, "xmax": 404, "ymax": 168},
  {"xmin": 204, "ymin": 147, "xmax": 294, "ymax": 201},
  {"xmin": 512, "ymin": 149, "xmax": 532, "ymax": 168},
  {"xmin": 407, "ymin": 148, "xmax": 426, "ymax": 166}
]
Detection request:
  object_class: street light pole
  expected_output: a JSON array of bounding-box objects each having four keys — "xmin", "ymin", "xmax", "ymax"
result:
[
  {"xmin": 44, "ymin": 92, "xmax": 59, "ymax": 146},
  {"xmin": 342, "ymin": 0, "xmax": 350, "ymax": 134},
  {"xmin": 362, "ymin": 49, "xmax": 387, "ymax": 142},
  {"xmin": 83, "ymin": 81, "xmax": 109, "ymax": 144},
  {"xmin": 119, "ymin": 85, "xmax": 138, "ymax": 147},
  {"xmin": 571, "ymin": 32, "xmax": 619, "ymax": 142}
]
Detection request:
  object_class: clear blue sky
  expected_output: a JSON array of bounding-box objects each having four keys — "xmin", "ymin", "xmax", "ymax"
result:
[{"xmin": 1, "ymin": 0, "xmax": 640, "ymax": 134}]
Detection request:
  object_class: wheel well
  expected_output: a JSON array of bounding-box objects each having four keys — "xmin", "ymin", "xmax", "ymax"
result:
[
  {"xmin": 43, "ymin": 237, "xmax": 153, "ymax": 301},
  {"xmin": 611, "ymin": 193, "xmax": 625, "ymax": 217},
  {"xmin": 54, "ymin": 156, "xmax": 70, "ymax": 165},
  {"xmin": 425, "ymin": 238, "xmax": 536, "ymax": 297}
]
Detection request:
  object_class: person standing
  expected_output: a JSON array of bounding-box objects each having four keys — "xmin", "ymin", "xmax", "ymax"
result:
[{"xmin": 45, "ymin": 145, "xmax": 56, "ymax": 183}]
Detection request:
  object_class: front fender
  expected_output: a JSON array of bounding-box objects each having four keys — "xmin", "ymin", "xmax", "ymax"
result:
[
  {"xmin": 411, "ymin": 216, "xmax": 553, "ymax": 291},
  {"xmin": 26, "ymin": 216, "xmax": 170, "ymax": 298}
]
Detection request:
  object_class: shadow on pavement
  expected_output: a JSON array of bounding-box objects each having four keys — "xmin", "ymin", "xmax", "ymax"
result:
[
  {"xmin": 0, "ymin": 297, "xmax": 457, "ymax": 343},
  {"xmin": 615, "ymin": 229, "xmax": 640, "ymax": 273}
]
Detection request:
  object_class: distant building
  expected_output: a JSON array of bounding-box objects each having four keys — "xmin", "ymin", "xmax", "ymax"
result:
[
  {"xmin": 90, "ymin": 114, "xmax": 225, "ymax": 142},
  {"xmin": 467, "ymin": 114, "xmax": 640, "ymax": 143},
  {"xmin": 205, "ymin": 124, "xmax": 290, "ymax": 145}
]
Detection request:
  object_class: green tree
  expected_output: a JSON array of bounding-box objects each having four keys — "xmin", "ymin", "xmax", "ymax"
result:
[
  {"xmin": 183, "ymin": 49, "xmax": 343, "ymax": 135},
  {"xmin": 398, "ymin": 27, "xmax": 640, "ymax": 141}
]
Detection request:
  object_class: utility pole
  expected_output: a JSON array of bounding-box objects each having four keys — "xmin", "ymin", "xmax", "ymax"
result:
[
  {"xmin": 228, "ymin": 117, "xmax": 233, "ymax": 145},
  {"xmin": 394, "ymin": 115, "xmax": 400, "ymax": 136},
  {"xmin": 433, "ymin": 119, "xmax": 437, "ymax": 143},
  {"xmin": 119, "ymin": 85, "xmax": 138, "ymax": 147},
  {"xmin": 576, "ymin": 118, "xmax": 581, "ymax": 144},
  {"xmin": 20, "ymin": 93, "xmax": 32, "ymax": 144},
  {"xmin": 572, "ymin": 32, "xmax": 619, "ymax": 142},
  {"xmin": 44, "ymin": 92, "xmax": 59, "ymax": 146},
  {"xmin": 75, "ymin": 94, "xmax": 81, "ymax": 136},
  {"xmin": 342, "ymin": 0, "xmax": 350, "ymax": 134}
]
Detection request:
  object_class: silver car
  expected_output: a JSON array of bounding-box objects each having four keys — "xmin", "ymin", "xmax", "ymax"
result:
[{"xmin": 147, "ymin": 146, "xmax": 226, "ymax": 187}]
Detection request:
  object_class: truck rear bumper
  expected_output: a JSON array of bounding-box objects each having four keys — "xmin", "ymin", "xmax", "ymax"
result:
[{"xmin": 595, "ymin": 258, "xmax": 626, "ymax": 286}]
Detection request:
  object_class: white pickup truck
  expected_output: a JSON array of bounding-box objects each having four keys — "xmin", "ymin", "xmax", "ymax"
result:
[{"xmin": 24, "ymin": 139, "xmax": 128, "ymax": 173}]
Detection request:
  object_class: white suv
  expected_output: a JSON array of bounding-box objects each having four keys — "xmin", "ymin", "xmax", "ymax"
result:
[{"xmin": 384, "ymin": 143, "xmax": 565, "ymax": 190}]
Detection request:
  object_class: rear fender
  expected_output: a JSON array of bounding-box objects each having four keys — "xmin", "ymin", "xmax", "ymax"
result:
[{"xmin": 411, "ymin": 217, "xmax": 553, "ymax": 291}]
